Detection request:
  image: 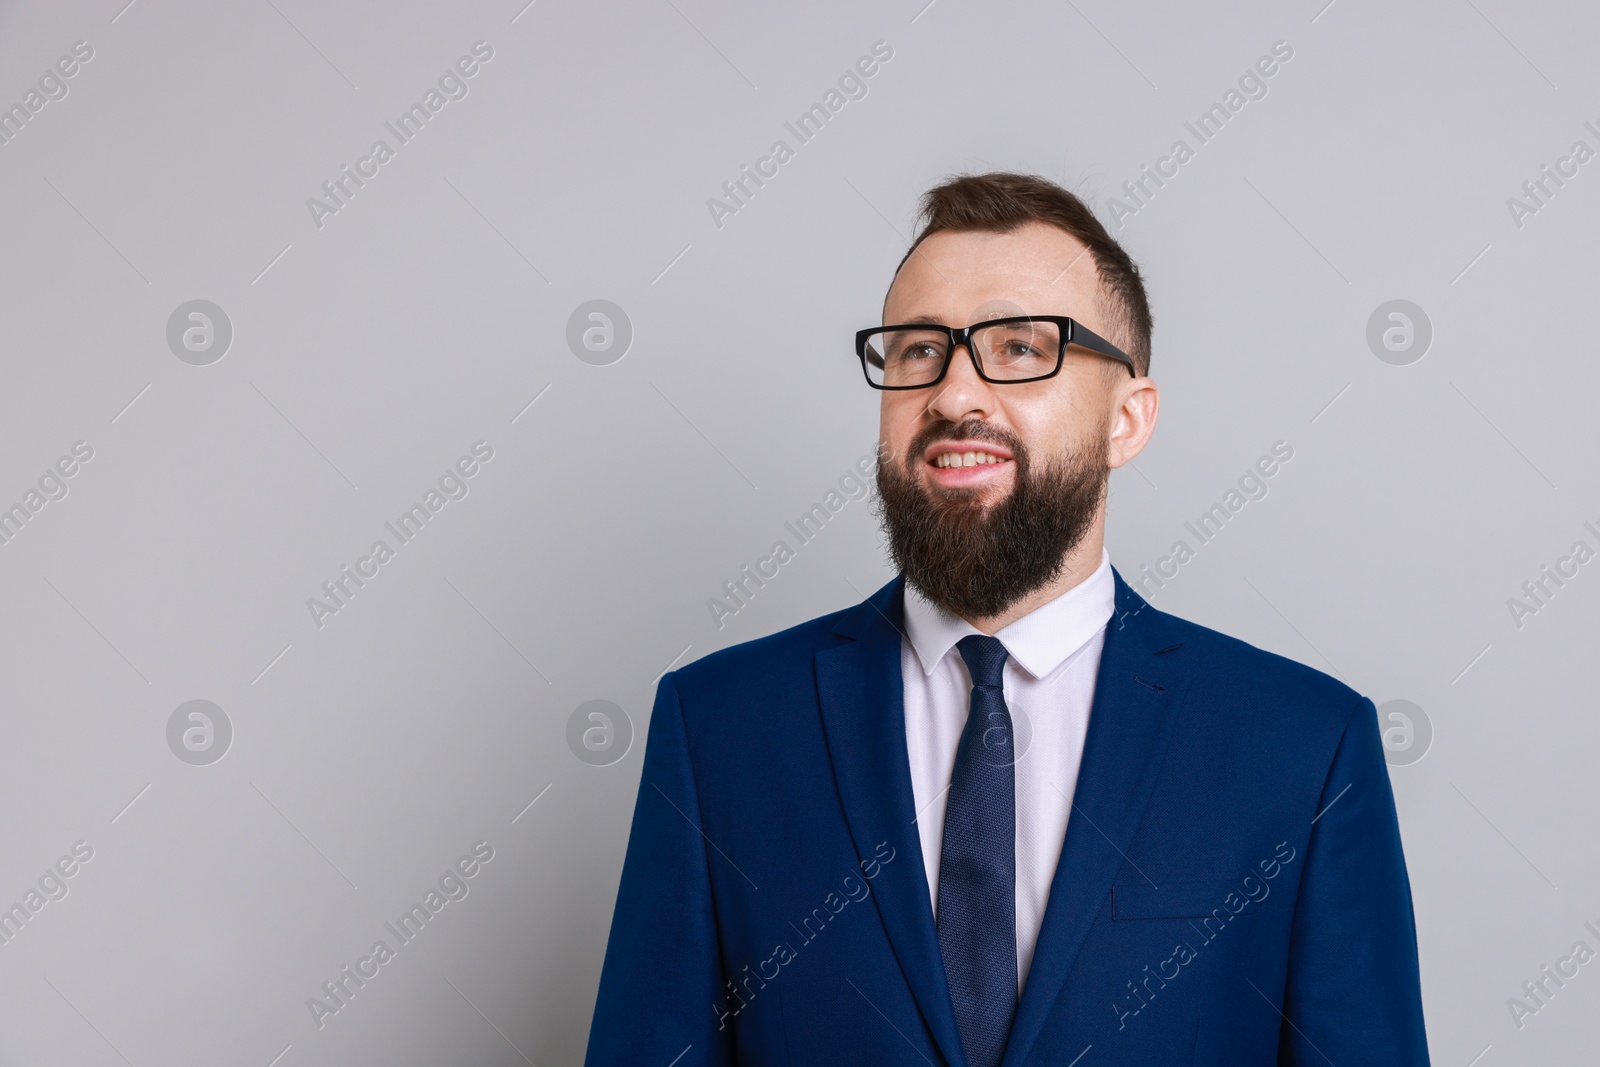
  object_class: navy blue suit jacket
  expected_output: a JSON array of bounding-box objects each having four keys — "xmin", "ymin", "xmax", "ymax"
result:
[{"xmin": 586, "ymin": 569, "xmax": 1430, "ymax": 1065}]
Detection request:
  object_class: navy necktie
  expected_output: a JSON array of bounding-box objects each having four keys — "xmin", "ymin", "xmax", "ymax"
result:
[{"xmin": 937, "ymin": 634, "xmax": 1018, "ymax": 1067}]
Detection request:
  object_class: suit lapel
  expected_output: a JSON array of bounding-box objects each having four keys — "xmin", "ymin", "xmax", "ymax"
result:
[
  {"xmin": 1001, "ymin": 569, "xmax": 1191, "ymax": 1067},
  {"xmin": 815, "ymin": 575, "xmax": 969, "ymax": 1067}
]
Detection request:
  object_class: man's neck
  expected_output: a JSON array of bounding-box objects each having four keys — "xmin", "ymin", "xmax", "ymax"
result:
[{"xmin": 960, "ymin": 528, "xmax": 1106, "ymax": 635}]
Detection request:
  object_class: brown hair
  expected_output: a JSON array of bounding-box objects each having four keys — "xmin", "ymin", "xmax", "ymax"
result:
[{"xmin": 892, "ymin": 172, "xmax": 1153, "ymax": 376}]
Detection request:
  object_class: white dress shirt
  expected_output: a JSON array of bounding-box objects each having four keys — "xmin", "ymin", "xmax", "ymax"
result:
[{"xmin": 901, "ymin": 547, "xmax": 1115, "ymax": 991}]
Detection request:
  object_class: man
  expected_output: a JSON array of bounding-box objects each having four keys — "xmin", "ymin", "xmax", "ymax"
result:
[{"xmin": 585, "ymin": 172, "xmax": 1429, "ymax": 1065}]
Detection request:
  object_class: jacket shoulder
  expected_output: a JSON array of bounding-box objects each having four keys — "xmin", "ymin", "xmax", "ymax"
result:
[
  {"xmin": 672, "ymin": 599, "xmax": 860, "ymax": 690},
  {"xmin": 1137, "ymin": 599, "xmax": 1367, "ymax": 720}
]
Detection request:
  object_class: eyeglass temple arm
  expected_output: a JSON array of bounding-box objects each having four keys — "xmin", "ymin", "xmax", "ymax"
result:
[{"xmin": 1068, "ymin": 322, "xmax": 1137, "ymax": 375}]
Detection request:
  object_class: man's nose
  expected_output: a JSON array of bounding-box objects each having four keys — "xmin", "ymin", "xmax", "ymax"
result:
[{"xmin": 925, "ymin": 343, "xmax": 998, "ymax": 424}]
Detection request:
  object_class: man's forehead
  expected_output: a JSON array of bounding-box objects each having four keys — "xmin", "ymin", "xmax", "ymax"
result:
[{"xmin": 885, "ymin": 223, "xmax": 1099, "ymax": 319}]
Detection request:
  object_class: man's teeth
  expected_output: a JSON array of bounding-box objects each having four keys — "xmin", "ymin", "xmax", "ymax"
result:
[{"xmin": 935, "ymin": 451, "xmax": 1005, "ymax": 468}]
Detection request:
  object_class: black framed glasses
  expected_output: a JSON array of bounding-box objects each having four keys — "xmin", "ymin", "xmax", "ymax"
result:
[{"xmin": 854, "ymin": 315, "xmax": 1135, "ymax": 390}]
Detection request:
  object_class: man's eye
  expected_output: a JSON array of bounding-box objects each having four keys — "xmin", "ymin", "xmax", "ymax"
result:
[{"xmin": 997, "ymin": 342, "xmax": 1044, "ymax": 361}]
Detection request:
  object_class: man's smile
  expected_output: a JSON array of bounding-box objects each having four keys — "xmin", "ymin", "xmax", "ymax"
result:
[{"xmin": 923, "ymin": 439, "xmax": 1016, "ymax": 489}]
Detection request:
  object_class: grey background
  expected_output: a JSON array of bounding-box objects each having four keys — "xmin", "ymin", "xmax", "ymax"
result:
[{"xmin": 0, "ymin": 0, "xmax": 1594, "ymax": 1063}]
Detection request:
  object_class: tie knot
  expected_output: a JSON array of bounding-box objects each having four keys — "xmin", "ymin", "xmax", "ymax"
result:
[{"xmin": 956, "ymin": 634, "xmax": 1008, "ymax": 689}]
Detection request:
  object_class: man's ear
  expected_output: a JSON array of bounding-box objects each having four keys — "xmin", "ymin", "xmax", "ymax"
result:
[{"xmin": 1106, "ymin": 377, "xmax": 1159, "ymax": 469}]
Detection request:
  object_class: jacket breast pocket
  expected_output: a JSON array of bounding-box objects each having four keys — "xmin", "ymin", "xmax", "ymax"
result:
[{"xmin": 1111, "ymin": 880, "xmax": 1262, "ymax": 920}]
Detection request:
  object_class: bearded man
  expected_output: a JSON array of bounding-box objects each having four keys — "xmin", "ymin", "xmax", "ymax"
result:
[{"xmin": 585, "ymin": 172, "xmax": 1430, "ymax": 1067}]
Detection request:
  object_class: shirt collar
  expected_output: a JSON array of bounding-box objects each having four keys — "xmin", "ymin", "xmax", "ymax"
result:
[{"xmin": 901, "ymin": 547, "xmax": 1115, "ymax": 680}]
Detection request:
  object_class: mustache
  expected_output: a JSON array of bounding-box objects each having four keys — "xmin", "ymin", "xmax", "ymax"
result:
[{"xmin": 907, "ymin": 419, "xmax": 1026, "ymax": 469}]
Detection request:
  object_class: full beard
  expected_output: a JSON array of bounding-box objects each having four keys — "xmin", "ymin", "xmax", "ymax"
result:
[{"xmin": 875, "ymin": 420, "xmax": 1109, "ymax": 621}]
